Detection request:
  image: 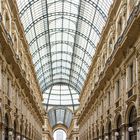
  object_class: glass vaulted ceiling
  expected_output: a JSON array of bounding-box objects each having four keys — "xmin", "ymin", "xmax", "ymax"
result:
[
  {"xmin": 48, "ymin": 107, "xmax": 73, "ymax": 128},
  {"xmin": 17, "ymin": 0, "xmax": 113, "ymax": 109}
]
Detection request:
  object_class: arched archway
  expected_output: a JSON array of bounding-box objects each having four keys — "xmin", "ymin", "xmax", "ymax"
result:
[
  {"xmin": 128, "ymin": 106, "xmax": 137, "ymax": 140},
  {"xmin": 108, "ymin": 120, "xmax": 112, "ymax": 140},
  {"xmin": 13, "ymin": 119, "xmax": 19, "ymax": 140},
  {"xmin": 53, "ymin": 129, "xmax": 67, "ymax": 140},
  {"xmin": 20, "ymin": 122, "xmax": 25, "ymax": 140},
  {"xmin": 53, "ymin": 124, "xmax": 68, "ymax": 133},
  {"xmin": 116, "ymin": 115, "xmax": 122, "ymax": 140},
  {"xmin": 4, "ymin": 112, "xmax": 12, "ymax": 140}
]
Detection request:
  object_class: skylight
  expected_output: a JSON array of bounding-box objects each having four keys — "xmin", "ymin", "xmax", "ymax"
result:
[{"xmin": 17, "ymin": 0, "xmax": 113, "ymax": 109}]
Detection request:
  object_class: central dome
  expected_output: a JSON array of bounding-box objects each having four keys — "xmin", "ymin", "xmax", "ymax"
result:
[{"xmin": 43, "ymin": 84, "xmax": 79, "ymax": 110}]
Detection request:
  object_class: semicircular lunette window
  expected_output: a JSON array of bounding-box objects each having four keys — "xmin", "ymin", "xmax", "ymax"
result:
[
  {"xmin": 17, "ymin": 0, "xmax": 113, "ymax": 109},
  {"xmin": 48, "ymin": 107, "xmax": 73, "ymax": 128},
  {"xmin": 43, "ymin": 84, "xmax": 79, "ymax": 110}
]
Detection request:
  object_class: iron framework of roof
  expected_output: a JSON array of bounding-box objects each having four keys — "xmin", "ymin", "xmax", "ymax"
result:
[
  {"xmin": 17, "ymin": 0, "xmax": 113, "ymax": 119},
  {"xmin": 48, "ymin": 107, "xmax": 73, "ymax": 128}
]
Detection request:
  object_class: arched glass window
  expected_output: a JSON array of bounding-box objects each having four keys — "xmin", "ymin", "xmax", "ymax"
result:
[
  {"xmin": 128, "ymin": 106, "xmax": 137, "ymax": 140},
  {"xmin": 48, "ymin": 107, "xmax": 73, "ymax": 128},
  {"xmin": 53, "ymin": 129, "xmax": 66, "ymax": 140},
  {"xmin": 116, "ymin": 115, "xmax": 122, "ymax": 140},
  {"xmin": 4, "ymin": 114, "xmax": 9, "ymax": 140},
  {"xmin": 108, "ymin": 121, "xmax": 112, "ymax": 140}
]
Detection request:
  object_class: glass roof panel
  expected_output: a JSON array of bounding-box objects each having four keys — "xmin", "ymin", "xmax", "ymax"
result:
[
  {"xmin": 48, "ymin": 107, "xmax": 73, "ymax": 128},
  {"xmin": 17, "ymin": 0, "xmax": 113, "ymax": 126},
  {"xmin": 42, "ymin": 84, "xmax": 79, "ymax": 108}
]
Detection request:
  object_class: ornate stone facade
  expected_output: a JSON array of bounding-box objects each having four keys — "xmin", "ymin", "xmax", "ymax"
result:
[
  {"xmin": 42, "ymin": 115, "xmax": 53, "ymax": 140},
  {"xmin": 78, "ymin": 0, "xmax": 140, "ymax": 140},
  {"xmin": 0, "ymin": 0, "xmax": 44, "ymax": 139},
  {"xmin": 1, "ymin": 0, "xmax": 140, "ymax": 140},
  {"xmin": 67, "ymin": 112, "xmax": 79, "ymax": 140}
]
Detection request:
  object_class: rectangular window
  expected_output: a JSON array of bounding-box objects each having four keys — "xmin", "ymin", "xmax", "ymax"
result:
[
  {"xmin": 127, "ymin": 63, "xmax": 134, "ymax": 89},
  {"xmin": 130, "ymin": 64, "xmax": 133, "ymax": 87},
  {"xmin": 96, "ymin": 106, "xmax": 98, "ymax": 117},
  {"xmin": 102, "ymin": 99, "xmax": 104, "ymax": 113},
  {"xmin": 108, "ymin": 92, "xmax": 111, "ymax": 107},
  {"xmin": 7, "ymin": 78, "xmax": 9, "ymax": 96},
  {"xmin": 115, "ymin": 80, "xmax": 120, "ymax": 99}
]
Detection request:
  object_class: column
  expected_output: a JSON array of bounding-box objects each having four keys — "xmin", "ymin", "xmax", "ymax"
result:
[
  {"xmin": 114, "ymin": 81, "xmax": 118, "ymax": 100},
  {"xmin": 0, "ymin": 60, "xmax": 3, "ymax": 140},
  {"xmin": 1, "ymin": 106, "xmax": 5, "ymax": 140},
  {"xmin": 16, "ymin": 133, "xmax": 21, "ymax": 140},
  {"xmin": 0, "ymin": 60, "xmax": 2, "ymax": 92},
  {"xmin": 136, "ymin": 52, "xmax": 140, "ymax": 139},
  {"xmin": 112, "ymin": 129, "xmax": 115, "ymax": 140},
  {"xmin": 8, "ymin": 129, "xmax": 13, "ymax": 140},
  {"xmin": 125, "ymin": 124, "xmax": 129, "ymax": 140},
  {"xmin": 104, "ymin": 123, "xmax": 108, "ymax": 140},
  {"xmin": 113, "ymin": 130, "xmax": 118, "ymax": 140},
  {"xmin": 0, "ymin": 122, "xmax": 2, "ymax": 140},
  {"xmin": 121, "ymin": 124, "xmax": 125, "ymax": 140},
  {"xmin": 104, "ymin": 135, "xmax": 108, "ymax": 140},
  {"xmin": 90, "ymin": 121, "xmax": 93, "ymax": 140},
  {"xmin": 137, "ymin": 119, "xmax": 140, "ymax": 140}
]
